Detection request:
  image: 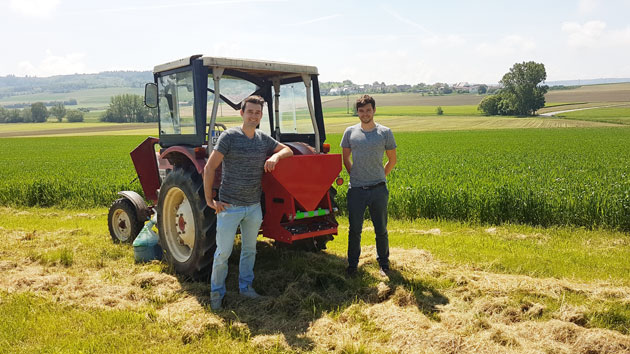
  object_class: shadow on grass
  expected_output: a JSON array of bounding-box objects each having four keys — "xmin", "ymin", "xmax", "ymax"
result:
[{"xmin": 172, "ymin": 240, "xmax": 449, "ymax": 351}]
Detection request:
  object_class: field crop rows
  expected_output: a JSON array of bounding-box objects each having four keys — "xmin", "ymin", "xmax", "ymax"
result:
[
  {"xmin": 2, "ymin": 127, "xmax": 630, "ymax": 231},
  {"xmin": 328, "ymin": 127, "xmax": 630, "ymax": 231},
  {"xmin": 0, "ymin": 136, "xmax": 143, "ymax": 208}
]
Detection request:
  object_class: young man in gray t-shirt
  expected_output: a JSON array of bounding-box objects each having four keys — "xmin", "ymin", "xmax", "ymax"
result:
[
  {"xmin": 341, "ymin": 95, "xmax": 397, "ymax": 277},
  {"xmin": 203, "ymin": 95, "xmax": 293, "ymax": 310}
]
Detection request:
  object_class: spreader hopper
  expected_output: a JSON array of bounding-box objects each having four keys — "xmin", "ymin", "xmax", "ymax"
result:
[{"xmin": 262, "ymin": 154, "xmax": 342, "ymax": 245}]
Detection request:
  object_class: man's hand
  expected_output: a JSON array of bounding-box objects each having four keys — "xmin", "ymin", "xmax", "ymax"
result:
[
  {"xmin": 264, "ymin": 144, "xmax": 293, "ymax": 172},
  {"xmin": 208, "ymin": 200, "xmax": 231, "ymax": 213},
  {"xmin": 264, "ymin": 155, "xmax": 280, "ymax": 172}
]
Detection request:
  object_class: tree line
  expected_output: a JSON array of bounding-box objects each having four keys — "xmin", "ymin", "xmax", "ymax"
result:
[
  {"xmin": 320, "ymin": 80, "xmax": 491, "ymax": 96},
  {"xmin": 0, "ymin": 94, "xmax": 156, "ymax": 124},
  {"xmin": 0, "ymin": 102, "xmax": 84, "ymax": 123},
  {"xmin": 3, "ymin": 98, "xmax": 77, "ymax": 109},
  {"xmin": 100, "ymin": 94, "xmax": 157, "ymax": 123}
]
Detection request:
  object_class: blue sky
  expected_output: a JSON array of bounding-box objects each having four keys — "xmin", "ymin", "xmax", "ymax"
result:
[{"xmin": 1, "ymin": 0, "xmax": 629, "ymax": 84}]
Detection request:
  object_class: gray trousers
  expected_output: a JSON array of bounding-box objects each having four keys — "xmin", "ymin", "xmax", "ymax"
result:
[{"xmin": 347, "ymin": 184, "xmax": 390, "ymax": 269}]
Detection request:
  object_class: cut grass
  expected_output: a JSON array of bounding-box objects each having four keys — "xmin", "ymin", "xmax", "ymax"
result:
[
  {"xmin": 2, "ymin": 207, "xmax": 630, "ymax": 285},
  {"xmin": 0, "ymin": 291, "xmax": 279, "ymax": 354},
  {"xmin": 1, "ymin": 207, "xmax": 630, "ymax": 352}
]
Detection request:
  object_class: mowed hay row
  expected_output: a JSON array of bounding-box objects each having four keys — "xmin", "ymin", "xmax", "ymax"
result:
[{"xmin": 2, "ymin": 228, "xmax": 630, "ymax": 354}]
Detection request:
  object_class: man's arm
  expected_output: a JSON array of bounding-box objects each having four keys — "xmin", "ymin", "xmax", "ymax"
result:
[
  {"xmin": 342, "ymin": 147, "xmax": 352, "ymax": 173},
  {"xmin": 264, "ymin": 143, "xmax": 293, "ymax": 172},
  {"xmin": 204, "ymin": 150, "xmax": 229, "ymax": 212},
  {"xmin": 384, "ymin": 149, "xmax": 397, "ymax": 176}
]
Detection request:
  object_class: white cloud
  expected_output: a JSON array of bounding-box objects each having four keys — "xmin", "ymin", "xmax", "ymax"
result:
[
  {"xmin": 324, "ymin": 50, "xmax": 438, "ymax": 85},
  {"xmin": 10, "ymin": 0, "xmax": 60, "ymax": 18},
  {"xmin": 578, "ymin": 0, "xmax": 600, "ymax": 14},
  {"xmin": 421, "ymin": 34, "xmax": 465, "ymax": 47},
  {"xmin": 475, "ymin": 35, "xmax": 536, "ymax": 57},
  {"xmin": 17, "ymin": 52, "xmax": 86, "ymax": 77},
  {"xmin": 562, "ymin": 20, "xmax": 630, "ymax": 48},
  {"xmin": 285, "ymin": 14, "xmax": 341, "ymax": 26},
  {"xmin": 381, "ymin": 5, "xmax": 435, "ymax": 36}
]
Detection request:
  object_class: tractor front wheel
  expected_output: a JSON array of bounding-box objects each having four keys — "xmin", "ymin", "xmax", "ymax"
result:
[
  {"xmin": 157, "ymin": 166, "xmax": 216, "ymax": 280},
  {"xmin": 108, "ymin": 198, "xmax": 143, "ymax": 243}
]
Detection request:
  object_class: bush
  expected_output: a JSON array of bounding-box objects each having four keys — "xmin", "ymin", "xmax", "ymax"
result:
[
  {"xmin": 66, "ymin": 110, "xmax": 84, "ymax": 122},
  {"xmin": 436, "ymin": 106, "xmax": 444, "ymax": 115},
  {"xmin": 478, "ymin": 95, "xmax": 502, "ymax": 116}
]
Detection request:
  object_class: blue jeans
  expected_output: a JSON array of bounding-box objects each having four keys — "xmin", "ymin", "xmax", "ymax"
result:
[
  {"xmin": 210, "ymin": 203, "xmax": 262, "ymax": 298},
  {"xmin": 347, "ymin": 184, "xmax": 390, "ymax": 269}
]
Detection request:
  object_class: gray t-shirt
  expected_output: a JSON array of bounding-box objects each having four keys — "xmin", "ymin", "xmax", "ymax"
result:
[
  {"xmin": 341, "ymin": 123, "xmax": 397, "ymax": 188},
  {"xmin": 214, "ymin": 127, "xmax": 279, "ymax": 205}
]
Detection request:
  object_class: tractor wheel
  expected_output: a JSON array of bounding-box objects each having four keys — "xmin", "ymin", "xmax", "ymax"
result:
[
  {"xmin": 157, "ymin": 166, "xmax": 216, "ymax": 280},
  {"xmin": 108, "ymin": 198, "xmax": 144, "ymax": 243}
]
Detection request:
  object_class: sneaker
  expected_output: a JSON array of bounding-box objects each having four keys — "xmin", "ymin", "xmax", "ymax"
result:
[
  {"xmin": 379, "ymin": 267, "xmax": 391, "ymax": 278},
  {"xmin": 239, "ymin": 285, "xmax": 261, "ymax": 299},
  {"xmin": 210, "ymin": 291, "xmax": 223, "ymax": 311},
  {"xmin": 346, "ymin": 267, "xmax": 358, "ymax": 278}
]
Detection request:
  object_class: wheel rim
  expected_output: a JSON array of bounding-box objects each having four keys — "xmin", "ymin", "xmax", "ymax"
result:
[
  {"xmin": 162, "ymin": 187, "xmax": 196, "ymax": 263},
  {"xmin": 111, "ymin": 209, "xmax": 132, "ymax": 242}
]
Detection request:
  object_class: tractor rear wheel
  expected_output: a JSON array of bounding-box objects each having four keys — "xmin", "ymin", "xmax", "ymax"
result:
[
  {"xmin": 108, "ymin": 198, "xmax": 143, "ymax": 243},
  {"xmin": 157, "ymin": 166, "xmax": 216, "ymax": 280}
]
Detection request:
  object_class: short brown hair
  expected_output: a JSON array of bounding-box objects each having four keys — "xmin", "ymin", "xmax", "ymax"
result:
[
  {"xmin": 241, "ymin": 95, "xmax": 265, "ymax": 111},
  {"xmin": 356, "ymin": 95, "xmax": 375, "ymax": 110}
]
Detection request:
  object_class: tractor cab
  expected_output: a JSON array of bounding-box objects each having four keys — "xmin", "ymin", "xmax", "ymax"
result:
[{"xmin": 144, "ymin": 55, "xmax": 326, "ymax": 153}]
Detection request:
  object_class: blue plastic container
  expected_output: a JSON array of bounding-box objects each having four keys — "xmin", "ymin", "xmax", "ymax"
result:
[{"xmin": 133, "ymin": 215, "xmax": 163, "ymax": 262}]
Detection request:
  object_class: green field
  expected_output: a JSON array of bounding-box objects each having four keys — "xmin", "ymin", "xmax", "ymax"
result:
[
  {"xmin": 556, "ymin": 106, "xmax": 630, "ymax": 125},
  {"xmin": 0, "ymin": 87, "xmax": 144, "ymax": 109},
  {"xmin": 2, "ymin": 127, "xmax": 630, "ymax": 231},
  {"xmin": 3, "ymin": 85, "xmax": 630, "ymax": 352}
]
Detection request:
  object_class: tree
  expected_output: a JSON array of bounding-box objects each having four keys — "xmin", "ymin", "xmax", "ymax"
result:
[
  {"xmin": 477, "ymin": 94, "xmax": 502, "ymax": 115},
  {"xmin": 436, "ymin": 106, "xmax": 444, "ymax": 115},
  {"xmin": 499, "ymin": 61, "xmax": 548, "ymax": 115},
  {"xmin": 21, "ymin": 107, "xmax": 33, "ymax": 122},
  {"xmin": 101, "ymin": 94, "xmax": 156, "ymax": 123},
  {"xmin": 477, "ymin": 84, "xmax": 488, "ymax": 95},
  {"xmin": 6, "ymin": 109, "xmax": 22, "ymax": 123},
  {"xmin": 50, "ymin": 103, "xmax": 66, "ymax": 122},
  {"xmin": 30, "ymin": 102, "xmax": 48, "ymax": 122},
  {"xmin": 66, "ymin": 110, "xmax": 84, "ymax": 122}
]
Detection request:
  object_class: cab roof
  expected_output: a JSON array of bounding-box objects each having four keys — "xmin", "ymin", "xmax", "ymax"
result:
[{"xmin": 154, "ymin": 55, "xmax": 319, "ymax": 78}]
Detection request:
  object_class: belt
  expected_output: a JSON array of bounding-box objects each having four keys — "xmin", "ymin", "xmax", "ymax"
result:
[{"xmin": 359, "ymin": 182, "xmax": 386, "ymax": 190}]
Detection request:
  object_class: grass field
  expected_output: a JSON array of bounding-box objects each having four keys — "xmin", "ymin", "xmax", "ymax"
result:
[
  {"xmin": 2, "ymin": 127, "xmax": 630, "ymax": 232},
  {"xmin": 0, "ymin": 87, "xmax": 144, "ymax": 109},
  {"xmin": 3, "ymin": 85, "xmax": 630, "ymax": 352},
  {"xmin": 1, "ymin": 207, "xmax": 629, "ymax": 352},
  {"xmin": 555, "ymin": 106, "xmax": 630, "ymax": 125},
  {"xmin": 0, "ymin": 104, "xmax": 619, "ymax": 138}
]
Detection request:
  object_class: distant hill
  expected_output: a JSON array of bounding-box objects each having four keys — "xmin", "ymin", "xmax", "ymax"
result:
[
  {"xmin": 0, "ymin": 71, "xmax": 153, "ymax": 99},
  {"xmin": 546, "ymin": 78, "xmax": 630, "ymax": 87}
]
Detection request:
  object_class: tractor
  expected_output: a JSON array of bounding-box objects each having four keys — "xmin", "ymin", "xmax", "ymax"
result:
[{"xmin": 107, "ymin": 55, "xmax": 343, "ymax": 279}]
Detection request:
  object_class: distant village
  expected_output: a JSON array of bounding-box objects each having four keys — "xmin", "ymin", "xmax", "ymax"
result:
[{"xmin": 319, "ymin": 80, "xmax": 499, "ymax": 96}]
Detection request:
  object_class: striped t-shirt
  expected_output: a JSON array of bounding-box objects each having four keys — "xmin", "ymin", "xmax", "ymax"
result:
[{"xmin": 214, "ymin": 127, "xmax": 279, "ymax": 205}]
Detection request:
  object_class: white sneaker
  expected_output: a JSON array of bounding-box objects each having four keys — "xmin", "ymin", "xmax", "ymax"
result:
[
  {"xmin": 210, "ymin": 291, "xmax": 223, "ymax": 310},
  {"xmin": 239, "ymin": 285, "xmax": 261, "ymax": 299}
]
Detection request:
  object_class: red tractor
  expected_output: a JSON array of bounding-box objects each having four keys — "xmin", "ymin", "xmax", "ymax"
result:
[{"xmin": 107, "ymin": 55, "xmax": 342, "ymax": 279}]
